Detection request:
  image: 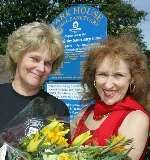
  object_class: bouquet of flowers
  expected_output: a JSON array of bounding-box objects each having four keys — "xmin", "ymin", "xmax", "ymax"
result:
[
  {"xmin": 0, "ymin": 118, "xmax": 133, "ymax": 160},
  {"xmin": 0, "ymin": 97, "xmax": 133, "ymax": 160}
]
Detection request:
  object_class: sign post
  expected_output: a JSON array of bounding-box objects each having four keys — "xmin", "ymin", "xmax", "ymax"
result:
[{"xmin": 46, "ymin": 4, "xmax": 107, "ymax": 120}]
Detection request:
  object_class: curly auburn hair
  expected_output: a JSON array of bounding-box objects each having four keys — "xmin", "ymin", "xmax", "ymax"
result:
[{"xmin": 82, "ymin": 35, "xmax": 149, "ymax": 106}]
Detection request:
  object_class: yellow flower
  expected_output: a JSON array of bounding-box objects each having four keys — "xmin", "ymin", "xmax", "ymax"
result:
[
  {"xmin": 109, "ymin": 134, "xmax": 127, "ymax": 153},
  {"xmin": 42, "ymin": 129, "xmax": 69, "ymax": 147},
  {"xmin": 58, "ymin": 153, "xmax": 72, "ymax": 160},
  {"xmin": 26, "ymin": 132, "xmax": 42, "ymax": 152},
  {"xmin": 58, "ymin": 129, "xmax": 70, "ymax": 136},
  {"xmin": 38, "ymin": 119, "xmax": 70, "ymax": 147},
  {"xmin": 72, "ymin": 131, "xmax": 92, "ymax": 146},
  {"xmin": 56, "ymin": 136, "xmax": 69, "ymax": 147},
  {"xmin": 41, "ymin": 119, "xmax": 60, "ymax": 133}
]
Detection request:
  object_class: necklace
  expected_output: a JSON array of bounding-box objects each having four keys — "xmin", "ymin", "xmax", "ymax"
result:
[{"xmin": 93, "ymin": 112, "xmax": 110, "ymax": 120}]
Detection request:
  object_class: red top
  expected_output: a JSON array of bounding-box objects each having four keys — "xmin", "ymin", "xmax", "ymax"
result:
[
  {"xmin": 73, "ymin": 105, "xmax": 130, "ymax": 145},
  {"xmin": 73, "ymin": 96, "xmax": 148, "ymax": 160}
]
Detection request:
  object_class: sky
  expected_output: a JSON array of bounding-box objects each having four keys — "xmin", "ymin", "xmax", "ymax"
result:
[{"xmin": 131, "ymin": 0, "xmax": 150, "ymax": 50}]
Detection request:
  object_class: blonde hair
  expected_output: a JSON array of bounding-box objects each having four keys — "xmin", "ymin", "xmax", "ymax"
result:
[{"xmin": 6, "ymin": 22, "xmax": 64, "ymax": 77}]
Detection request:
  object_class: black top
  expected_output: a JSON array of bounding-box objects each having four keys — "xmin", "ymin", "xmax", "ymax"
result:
[{"xmin": 0, "ymin": 83, "xmax": 70, "ymax": 132}]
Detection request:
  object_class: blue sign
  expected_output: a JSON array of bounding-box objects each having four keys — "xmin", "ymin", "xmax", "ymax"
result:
[{"xmin": 49, "ymin": 4, "xmax": 107, "ymax": 81}]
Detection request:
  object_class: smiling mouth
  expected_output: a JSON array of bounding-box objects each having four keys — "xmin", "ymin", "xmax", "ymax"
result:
[{"xmin": 103, "ymin": 89, "xmax": 117, "ymax": 97}]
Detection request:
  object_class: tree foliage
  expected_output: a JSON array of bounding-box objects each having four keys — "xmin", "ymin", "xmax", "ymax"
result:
[{"xmin": 0, "ymin": 0, "xmax": 149, "ymax": 55}]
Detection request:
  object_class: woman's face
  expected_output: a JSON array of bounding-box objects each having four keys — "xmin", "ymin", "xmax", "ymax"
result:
[
  {"xmin": 15, "ymin": 45, "xmax": 52, "ymax": 91},
  {"xmin": 95, "ymin": 57, "xmax": 131, "ymax": 105}
]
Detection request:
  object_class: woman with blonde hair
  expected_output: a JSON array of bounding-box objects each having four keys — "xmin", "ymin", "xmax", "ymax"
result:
[{"xmin": 0, "ymin": 22, "xmax": 69, "ymax": 133}]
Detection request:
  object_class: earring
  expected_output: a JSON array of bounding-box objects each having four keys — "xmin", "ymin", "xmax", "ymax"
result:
[
  {"xmin": 94, "ymin": 80, "xmax": 96, "ymax": 88},
  {"xmin": 129, "ymin": 82, "xmax": 136, "ymax": 93}
]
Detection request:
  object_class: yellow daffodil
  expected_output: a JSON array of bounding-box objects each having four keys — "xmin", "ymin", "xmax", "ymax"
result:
[
  {"xmin": 56, "ymin": 136, "xmax": 69, "ymax": 147},
  {"xmin": 41, "ymin": 119, "xmax": 60, "ymax": 132},
  {"xmin": 109, "ymin": 134, "xmax": 127, "ymax": 153},
  {"xmin": 58, "ymin": 153, "xmax": 72, "ymax": 160},
  {"xmin": 26, "ymin": 132, "xmax": 42, "ymax": 152},
  {"xmin": 72, "ymin": 131, "xmax": 92, "ymax": 146},
  {"xmin": 58, "ymin": 129, "xmax": 70, "ymax": 136}
]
